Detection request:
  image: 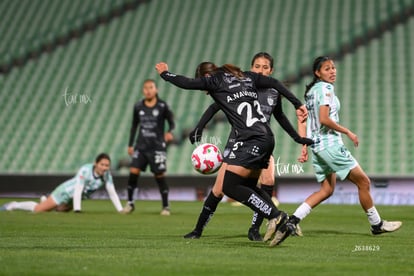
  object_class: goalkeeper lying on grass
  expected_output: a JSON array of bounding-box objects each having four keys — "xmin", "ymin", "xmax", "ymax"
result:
[{"xmin": 1, "ymin": 153, "xmax": 123, "ymax": 213}]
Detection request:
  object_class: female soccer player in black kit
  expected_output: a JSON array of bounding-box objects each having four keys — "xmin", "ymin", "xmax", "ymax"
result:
[
  {"xmin": 123, "ymin": 79, "xmax": 175, "ymax": 216},
  {"xmin": 185, "ymin": 53, "xmax": 312, "ymax": 241},
  {"xmin": 156, "ymin": 61, "xmax": 308, "ymax": 246}
]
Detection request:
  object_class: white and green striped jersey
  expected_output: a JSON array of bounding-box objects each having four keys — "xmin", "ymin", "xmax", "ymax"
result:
[
  {"xmin": 305, "ymin": 81, "xmax": 343, "ymax": 152},
  {"xmin": 50, "ymin": 163, "xmax": 122, "ymax": 212},
  {"xmin": 59, "ymin": 163, "xmax": 113, "ymax": 199}
]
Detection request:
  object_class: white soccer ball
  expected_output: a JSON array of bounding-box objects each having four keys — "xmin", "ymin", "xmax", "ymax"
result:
[{"xmin": 191, "ymin": 143, "xmax": 223, "ymax": 175}]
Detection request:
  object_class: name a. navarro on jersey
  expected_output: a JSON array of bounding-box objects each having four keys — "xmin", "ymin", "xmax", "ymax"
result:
[{"xmin": 227, "ymin": 90, "xmax": 258, "ymax": 103}]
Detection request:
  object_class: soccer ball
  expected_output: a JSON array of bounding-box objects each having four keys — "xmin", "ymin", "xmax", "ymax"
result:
[{"xmin": 191, "ymin": 143, "xmax": 223, "ymax": 174}]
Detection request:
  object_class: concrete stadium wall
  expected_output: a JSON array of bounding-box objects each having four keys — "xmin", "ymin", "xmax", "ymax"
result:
[{"xmin": 0, "ymin": 174, "xmax": 413, "ymax": 205}]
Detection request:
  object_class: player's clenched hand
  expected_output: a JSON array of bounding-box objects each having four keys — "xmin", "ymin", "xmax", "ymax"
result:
[
  {"xmin": 296, "ymin": 105, "xmax": 308, "ymax": 123},
  {"xmin": 346, "ymin": 130, "xmax": 359, "ymax": 147},
  {"xmin": 189, "ymin": 128, "xmax": 202, "ymax": 144},
  {"xmin": 127, "ymin": 147, "xmax": 134, "ymax": 156},
  {"xmin": 164, "ymin": 132, "xmax": 174, "ymax": 143},
  {"xmin": 297, "ymin": 145, "xmax": 309, "ymax": 163},
  {"xmin": 155, "ymin": 62, "xmax": 169, "ymax": 74}
]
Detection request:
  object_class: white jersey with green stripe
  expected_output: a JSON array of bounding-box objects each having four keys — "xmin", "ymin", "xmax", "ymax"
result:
[
  {"xmin": 58, "ymin": 163, "xmax": 113, "ymax": 199},
  {"xmin": 306, "ymin": 81, "xmax": 343, "ymax": 152}
]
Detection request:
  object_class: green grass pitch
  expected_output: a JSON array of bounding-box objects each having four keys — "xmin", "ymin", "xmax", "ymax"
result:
[{"xmin": 0, "ymin": 199, "xmax": 412, "ymax": 275}]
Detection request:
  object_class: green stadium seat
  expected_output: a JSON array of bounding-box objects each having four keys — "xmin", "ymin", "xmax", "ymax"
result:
[{"xmin": 0, "ymin": 0, "xmax": 413, "ymax": 176}]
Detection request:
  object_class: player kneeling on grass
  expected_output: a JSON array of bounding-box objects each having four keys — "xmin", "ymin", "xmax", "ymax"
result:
[{"xmin": 1, "ymin": 153, "xmax": 123, "ymax": 213}]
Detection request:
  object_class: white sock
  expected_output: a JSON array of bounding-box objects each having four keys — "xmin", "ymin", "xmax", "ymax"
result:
[
  {"xmin": 293, "ymin": 202, "xmax": 312, "ymax": 220},
  {"xmin": 366, "ymin": 206, "xmax": 381, "ymax": 226},
  {"xmin": 11, "ymin": 201, "xmax": 37, "ymax": 212}
]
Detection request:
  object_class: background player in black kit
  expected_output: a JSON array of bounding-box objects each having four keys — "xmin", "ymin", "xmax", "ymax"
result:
[
  {"xmin": 156, "ymin": 61, "xmax": 308, "ymax": 246},
  {"xmin": 185, "ymin": 53, "xmax": 312, "ymax": 241},
  {"xmin": 123, "ymin": 79, "xmax": 175, "ymax": 215}
]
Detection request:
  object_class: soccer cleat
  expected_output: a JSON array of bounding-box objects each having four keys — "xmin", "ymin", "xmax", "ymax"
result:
[
  {"xmin": 271, "ymin": 196, "xmax": 280, "ymax": 207},
  {"xmin": 263, "ymin": 211, "xmax": 288, "ymax": 242},
  {"xmin": 230, "ymin": 201, "xmax": 243, "ymax": 207},
  {"xmin": 288, "ymin": 215, "xmax": 303, "ymax": 236},
  {"xmin": 247, "ymin": 227, "xmax": 263, "ymax": 242},
  {"xmin": 160, "ymin": 207, "xmax": 171, "ymax": 216},
  {"xmin": 183, "ymin": 230, "xmax": 201, "ymax": 239},
  {"xmin": 269, "ymin": 221, "xmax": 296, "ymax": 247},
  {"xmin": 0, "ymin": 201, "xmax": 16, "ymax": 211},
  {"xmin": 121, "ymin": 203, "xmax": 135, "ymax": 214},
  {"xmin": 371, "ymin": 220, "xmax": 402, "ymax": 235},
  {"xmin": 40, "ymin": 195, "xmax": 47, "ymax": 203},
  {"xmin": 294, "ymin": 224, "xmax": 304, "ymax": 237},
  {"xmin": 0, "ymin": 203, "xmax": 9, "ymax": 211}
]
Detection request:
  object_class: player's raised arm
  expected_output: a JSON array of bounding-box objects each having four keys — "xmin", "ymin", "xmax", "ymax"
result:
[{"xmin": 155, "ymin": 62, "xmax": 210, "ymax": 91}]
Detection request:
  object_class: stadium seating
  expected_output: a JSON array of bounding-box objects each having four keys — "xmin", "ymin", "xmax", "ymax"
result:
[{"xmin": 0, "ymin": 0, "xmax": 413, "ymax": 176}]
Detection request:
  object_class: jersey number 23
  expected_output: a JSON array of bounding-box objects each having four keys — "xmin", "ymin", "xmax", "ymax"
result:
[{"xmin": 237, "ymin": 100, "xmax": 267, "ymax": 127}]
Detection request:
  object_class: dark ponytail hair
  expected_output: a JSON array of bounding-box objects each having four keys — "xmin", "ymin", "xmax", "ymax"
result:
[
  {"xmin": 195, "ymin": 62, "xmax": 217, "ymax": 78},
  {"xmin": 251, "ymin": 52, "xmax": 274, "ymax": 69},
  {"xmin": 195, "ymin": 62, "xmax": 244, "ymax": 79},
  {"xmin": 305, "ymin": 56, "xmax": 331, "ymax": 98},
  {"xmin": 95, "ymin": 153, "xmax": 111, "ymax": 163},
  {"xmin": 220, "ymin": 64, "xmax": 244, "ymax": 79}
]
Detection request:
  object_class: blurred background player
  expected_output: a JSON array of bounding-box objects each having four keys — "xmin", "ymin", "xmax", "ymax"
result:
[
  {"xmin": 123, "ymin": 79, "xmax": 175, "ymax": 215},
  {"xmin": 0, "ymin": 153, "xmax": 123, "ymax": 213},
  {"xmin": 289, "ymin": 56, "xmax": 402, "ymax": 235},
  {"xmin": 185, "ymin": 53, "xmax": 312, "ymax": 241}
]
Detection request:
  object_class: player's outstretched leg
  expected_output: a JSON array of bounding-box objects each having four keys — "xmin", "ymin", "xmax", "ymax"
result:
[
  {"xmin": 248, "ymin": 184, "xmax": 274, "ymax": 241},
  {"xmin": 184, "ymin": 191, "xmax": 223, "ymax": 239},
  {"xmin": 347, "ymin": 166, "xmax": 402, "ymax": 235},
  {"xmin": 222, "ymin": 171, "xmax": 292, "ymax": 247},
  {"xmin": 0, "ymin": 201, "xmax": 37, "ymax": 212},
  {"xmin": 0, "ymin": 201, "xmax": 17, "ymax": 211}
]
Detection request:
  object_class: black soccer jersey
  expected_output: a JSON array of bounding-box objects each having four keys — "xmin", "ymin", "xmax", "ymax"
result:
[
  {"xmin": 195, "ymin": 86, "xmax": 302, "ymax": 148},
  {"xmin": 257, "ymin": 88, "xmax": 280, "ymax": 122},
  {"xmin": 129, "ymin": 98, "xmax": 175, "ymax": 151},
  {"xmin": 161, "ymin": 70, "xmax": 302, "ymax": 141}
]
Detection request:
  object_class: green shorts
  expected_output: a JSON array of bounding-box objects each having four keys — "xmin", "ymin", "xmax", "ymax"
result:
[
  {"xmin": 311, "ymin": 144, "xmax": 358, "ymax": 182},
  {"xmin": 50, "ymin": 184, "xmax": 73, "ymax": 205}
]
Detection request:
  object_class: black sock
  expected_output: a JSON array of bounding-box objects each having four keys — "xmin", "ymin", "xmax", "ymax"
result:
[
  {"xmin": 127, "ymin": 173, "xmax": 139, "ymax": 203},
  {"xmin": 194, "ymin": 191, "xmax": 223, "ymax": 234},
  {"xmin": 261, "ymin": 184, "xmax": 274, "ymax": 198},
  {"xmin": 222, "ymin": 171, "xmax": 279, "ymax": 220},
  {"xmin": 289, "ymin": 215, "xmax": 301, "ymax": 225},
  {"xmin": 155, "ymin": 177, "xmax": 169, "ymax": 208},
  {"xmin": 251, "ymin": 184, "xmax": 274, "ymax": 229},
  {"xmin": 248, "ymin": 180, "xmax": 274, "ymax": 206}
]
